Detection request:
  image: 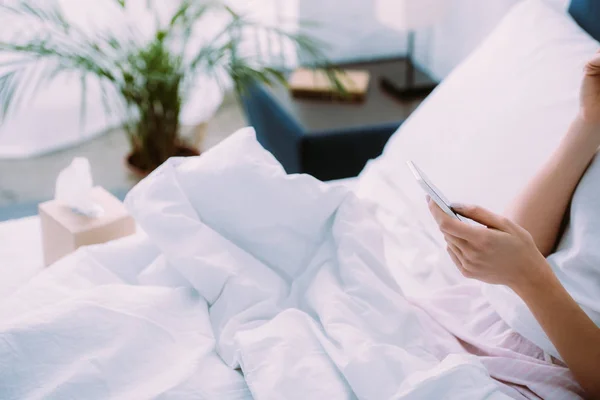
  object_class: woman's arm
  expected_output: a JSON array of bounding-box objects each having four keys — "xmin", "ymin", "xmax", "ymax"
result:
[
  {"xmin": 426, "ymin": 52, "xmax": 600, "ymax": 397},
  {"xmin": 505, "ymin": 117, "xmax": 600, "ymax": 256},
  {"xmin": 428, "ymin": 202, "xmax": 600, "ymax": 398},
  {"xmin": 514, "ymin": 260, "xmax": 600, "ymax": 399},
  {"xmin": 506, "ymin": 53, "xmax": 600, "ymax": 256}
]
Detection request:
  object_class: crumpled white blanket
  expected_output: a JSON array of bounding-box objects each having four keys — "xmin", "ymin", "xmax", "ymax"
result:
[{"xmin": 0, "ymin": 129, "xmax": 511, "ymax": 399}]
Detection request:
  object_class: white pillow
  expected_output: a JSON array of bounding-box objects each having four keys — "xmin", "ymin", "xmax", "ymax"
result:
[
  {"xmin": 356, "ymin": 0, "xmax": 599, "ymax": 360},
  {"xmin": 357, "ymin": 0, "xmax": 598, "ymax": 240},
  {"xmin": 543, "ymin": 0, "xmax": 570, "ymax": 11}
]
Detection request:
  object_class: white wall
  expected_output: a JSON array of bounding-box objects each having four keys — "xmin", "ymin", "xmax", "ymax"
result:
[
  {"xmin": 298, "ymin": 0, "xmax": 405, "ymax": 62},
  {"xmin": 425, "ymin": 0, "xmax": 522, "ymax": 77},
  {"xmin": 299, "ymin": 0, "xmax": 527, "ymax": 79}
]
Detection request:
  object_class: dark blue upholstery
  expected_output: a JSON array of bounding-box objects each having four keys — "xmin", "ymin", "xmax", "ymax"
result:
[
  {"xmin": 301, "ymin": 122, "xmax": 402, "ymax": 180},
  {"xmin": 569, "ymin": 0, "xmax": 600, "ymax": 42},
  {"xmin": 239, "ymin": 84, "xmax": 306, "ymax": 174},
  {"xmin": 239, "ymin": 83, "xmax": 402, "ymax": 181}
]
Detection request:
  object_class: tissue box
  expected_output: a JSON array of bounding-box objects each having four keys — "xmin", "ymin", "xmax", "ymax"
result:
[{"xmin": 38, "ymin": 186, "xmax": 136, "ymax": 266}]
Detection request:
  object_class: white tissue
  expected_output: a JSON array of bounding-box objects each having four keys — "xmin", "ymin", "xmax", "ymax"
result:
[{"xmin": 55, "ymin": 157, "xmax": 104, "ymax": 217}]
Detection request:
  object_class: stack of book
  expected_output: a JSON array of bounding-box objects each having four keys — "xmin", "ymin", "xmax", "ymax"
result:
[{"xmin": 288, "ymin": 68, "xmax": 371, "ymax": 102}]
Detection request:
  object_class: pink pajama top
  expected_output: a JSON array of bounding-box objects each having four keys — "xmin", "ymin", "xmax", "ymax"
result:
[{"xmin": 410, "ymin": 281, "xmax": 583, "ymax": 399}]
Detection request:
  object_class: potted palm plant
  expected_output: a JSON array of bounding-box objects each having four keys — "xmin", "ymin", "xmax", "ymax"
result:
[{"xmin": 0, "ymin": 0, "xmax": 340, "ymax": 175}]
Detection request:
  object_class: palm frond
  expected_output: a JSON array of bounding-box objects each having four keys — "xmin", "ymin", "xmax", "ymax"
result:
[
  {"xmin": 0, "ymin": 57, "xmax": 37, "ymax": 69},
  {"xmin": 0, "ymin": 0, "xmax": 131, "ymax": 119},
  {"xmin": 167, "ymin": 0, "xmax": 222, "ymax": 53},
  {"xmin": 0, "ymin": 0, "xmax": 338, "ymax": 167},
  {"xmin": 6, "ymin": 63, "xmax": 39, "ymax": 116},
  {"xmin": 191, "ymin": 13, "xmax": 343, "ymax": 94},
  {"xmin": 1, "ymin": 1, "xmax": 128, "ymax": 71},
  {"xmin": 0, "ymin": 70, "xmax": 20, "ymax": 117},
  {"xmin": 261, "ymin": 67, "xmax": 287, "ymax": 85},
  {"xmin": 275, "ymin": 30, "xmax": 347, "ymax": 96},
  {"xmin": 1, "ymin": 1, "xmax": 71, "ymax": 33},
  {"xmin": 79, "ymin": 72, "xmax": 88, "ymax": 132},
  {"xmin": 1, "ymin": 40, "xmax": 118, "ymax": 82},
  {"xmin": 169, "ymin": 1, "xmax": 220, "ymax": 29},
  {"xmin": 169, "ymin": 0, "xmax": 194, "ymax": 29}
]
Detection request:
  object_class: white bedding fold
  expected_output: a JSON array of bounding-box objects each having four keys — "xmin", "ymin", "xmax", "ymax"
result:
[{"xmin": 0, "ymin": 129, "xmax": 510, "ymax": 399}]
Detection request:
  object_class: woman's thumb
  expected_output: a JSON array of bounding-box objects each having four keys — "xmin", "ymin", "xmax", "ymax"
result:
[
  {"xmin": 585, "ymin": 53, "xmax": 600, "ymax": 75},
  {"xmin": 451, "ymin": 204, "xmax": 508, "ymax": 230}
]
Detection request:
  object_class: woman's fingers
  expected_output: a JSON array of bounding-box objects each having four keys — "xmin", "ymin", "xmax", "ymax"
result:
[
  {"xmin": 446, "ymin": 244, "xmax": 463, "ymax": 267},
  {"xmin": 444, "ymin": 233, "xmax": 469, "ymax": 248},
  {"xmin": 450, "ymin": 203, "xmax": 511, "ymax": 231},
  {"xmin": 585, "ymin": 53, "xmax": 600, "ymax": 75},
  {"xmin": 428, "ymin": 200, "xmax": 486, "ymax": 240},
  {"xmin": 456, "ymin": 264, "xmax": 474, "ymax": 279},
  {"xmin": 444, "ymin": 234, "xmax": 477, "ymax": 260},
  {"xmin": 446, "ymin": 244, "xmax": 474, "ymax": 278},
  {"xmin": 447, "ymin": 241, "xmax": 464, "ymax": 258}
]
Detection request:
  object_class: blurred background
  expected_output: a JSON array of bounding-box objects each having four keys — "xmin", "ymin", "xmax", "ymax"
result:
[{"xmin": 0, "ymin": 0, "xmax": 568, "ymax": 219}]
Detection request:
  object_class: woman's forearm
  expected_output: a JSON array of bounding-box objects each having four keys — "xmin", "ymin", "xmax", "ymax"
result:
[
  {"xmin": 505, "ymin": 116, "xmax": 600, "ymax": 256},
  {"xmin": 512, "ymin": 266, "xmax": 600, "ymax": 398}
]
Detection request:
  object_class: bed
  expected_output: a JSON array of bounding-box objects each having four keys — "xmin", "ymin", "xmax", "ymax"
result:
[
  {"xmin": 1, "ymin": 0, "xmax": 599, "ymax": 398},
  {"xmin": 0, "ymin": 177, "xmax": 355, "ymax": 301}
]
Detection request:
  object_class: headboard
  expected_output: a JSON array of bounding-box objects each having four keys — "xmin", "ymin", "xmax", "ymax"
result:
[{"xmin": 569, "ymin": 0, "xmax": 600, "ymax": 42}]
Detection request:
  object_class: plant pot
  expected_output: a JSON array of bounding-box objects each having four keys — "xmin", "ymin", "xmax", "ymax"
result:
[{"xmin": 125, "ymin": 145, "xmax": 201, "ymax": 179}]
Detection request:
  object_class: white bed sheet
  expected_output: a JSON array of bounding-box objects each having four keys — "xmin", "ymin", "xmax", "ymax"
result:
[
  {"xmin": 0, "ymin": 178, "xmax": 356, "ymax": 302},
  {"xmin": 0, "ymin": 130, "xmax": 511, "ymax": 400},
  {"xmin": 0, "ymin": 217, "xmax": 44, "ymax": 300}
]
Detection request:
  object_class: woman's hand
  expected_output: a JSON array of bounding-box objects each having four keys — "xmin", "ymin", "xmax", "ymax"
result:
[
  {"xmin": 579, "ymin": 51, "xmax": 600, "ymax": 125},
  {"xmin": 430, "ymin": 197, "xmax": 600, "ymax": 398},
  {"xmin": 427, "ymin": 198, "xmax": 551, "ymax": 291}
]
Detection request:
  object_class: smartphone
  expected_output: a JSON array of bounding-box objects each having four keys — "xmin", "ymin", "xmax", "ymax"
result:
[{"xmin": 407, "ymin": 160, "xmax": 468, "ymax": 222}]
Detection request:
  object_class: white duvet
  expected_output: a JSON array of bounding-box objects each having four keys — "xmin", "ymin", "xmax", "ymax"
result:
[{"xmin": 0, "ymin": 130, "xmax": 510, "ymax": 399}]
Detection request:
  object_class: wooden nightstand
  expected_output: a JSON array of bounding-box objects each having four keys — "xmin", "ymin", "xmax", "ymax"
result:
[{"xmin": 240, "ymin": 58, "xmax": 436, "ymax": 180}]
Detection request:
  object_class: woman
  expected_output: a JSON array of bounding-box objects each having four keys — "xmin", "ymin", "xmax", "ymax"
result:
[{"xmin": 427, "ymin": 52, "xmax": 600, "ymax": 399}]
